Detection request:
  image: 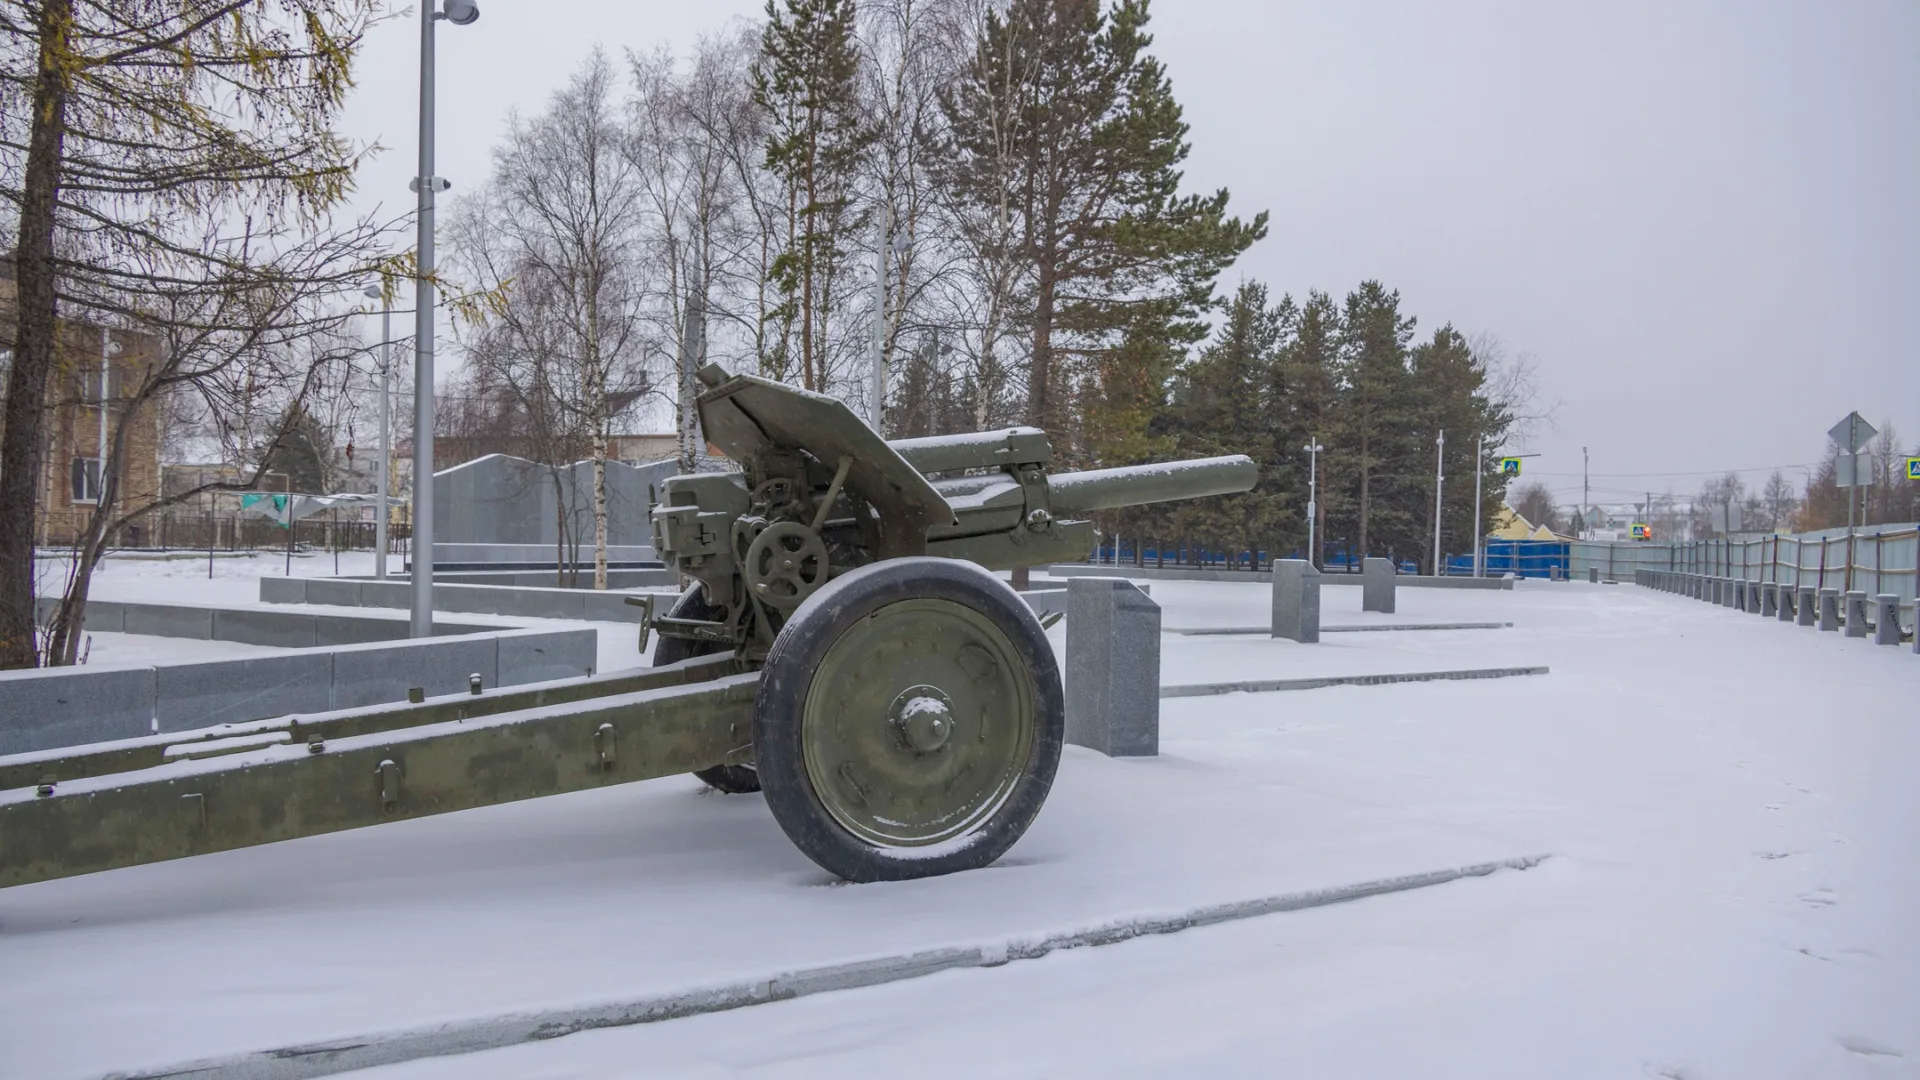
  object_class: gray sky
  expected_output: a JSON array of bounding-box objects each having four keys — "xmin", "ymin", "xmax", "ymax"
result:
[{"xmin": 338, "ymin": 0, "xmax": 1919, "ymax": 508}]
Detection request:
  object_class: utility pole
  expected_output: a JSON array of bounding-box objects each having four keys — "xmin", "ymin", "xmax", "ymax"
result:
[
  {"xmin": 408, "ymin": 0, "xmax": 478, "ymax": 637},
  {"xmin": 1303, "ymin": 440, "xmax": 1325, "ymax": 568},
  {"xmin": 363, "ymin": 287, "xmax": 392, "ymax": 579},
  {"xmin": 1432, "ymin": 429, "xmax": 1445, "ymax": 575},
  {"xmin": 1582, "ymin": 445, "xmax": 1589, "ymax": 541},
  {"xmin": 1472, "ymin": 434, "xmax": 1484, "ymax": 577}
]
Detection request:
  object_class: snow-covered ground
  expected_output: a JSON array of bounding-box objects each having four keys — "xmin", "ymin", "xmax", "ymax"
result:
[{"xmin": 3, "ymin": 574, "xmax": 1917, "ymax": 1079}]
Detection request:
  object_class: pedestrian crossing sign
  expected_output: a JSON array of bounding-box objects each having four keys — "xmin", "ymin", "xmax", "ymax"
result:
[
  {"xmin": 1500, "ymin": 457, "xmax": 1522, "ymax": 477},
  {"xmin": 1630, "ymin": 523, "xmax": 1652, "ymax": 540},
  {"xmin": 1907, "ymin": 457, "xmax": 1920, "ymax": 481}
]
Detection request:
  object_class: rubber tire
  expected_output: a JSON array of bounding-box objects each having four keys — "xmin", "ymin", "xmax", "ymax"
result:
[
  {"xmin": 754, "ymin": 557, "xmax": 1064, "ymax": 882},
  {"xmin": 653, "ymin": 586, "xmax": 762, "ymax": 795}
]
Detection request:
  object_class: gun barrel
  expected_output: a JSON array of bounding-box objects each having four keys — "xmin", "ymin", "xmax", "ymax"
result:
[{"xmin": 1048, "ymin": 455, "xmax": 1258, "ymax": 517}]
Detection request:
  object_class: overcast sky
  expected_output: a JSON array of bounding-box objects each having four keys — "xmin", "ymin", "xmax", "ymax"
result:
[{"xmin": 337, "ymin": 0, "xmax": 1919, "ymax": 507}]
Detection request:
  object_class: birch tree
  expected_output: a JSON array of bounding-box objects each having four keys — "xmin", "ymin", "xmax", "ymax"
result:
[{"xmin": 450, "ymin": 50, "xmax": 650, "ymax": 590}]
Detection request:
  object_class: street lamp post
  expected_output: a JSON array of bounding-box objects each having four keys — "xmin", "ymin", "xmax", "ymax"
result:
[
  {"xmin": 410, "ymin": 0, "xmax": 478, "ymax": 638},
  {"xmin": 1472, "ymin": 435, "xmax": 1485, "ymax": 577},
  {"xmin": 1432, "ymin": 429, "xmax": 1445, "ymax": 576},
  {"xmin": 363, "ymin": 287, "xmax": 391, "ymax": 580},
  {"xmin": 1303, "ymin": 441, "xmax": 1324, "ymax": 568}
]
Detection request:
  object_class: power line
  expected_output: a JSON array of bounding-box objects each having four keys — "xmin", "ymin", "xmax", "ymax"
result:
[{"xmin": 1524, "ymin": 461, "xmax": 1824, "ymax": 481}]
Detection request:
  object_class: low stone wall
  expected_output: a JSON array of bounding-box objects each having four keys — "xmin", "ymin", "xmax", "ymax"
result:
[
  {"xmin": 410, "ymin": 568, "xmax": 676, "ymax": 588},
  {"xmin": 261, "ymin": 577, "xmax": 672, "ymax": 622},
  {"xmin": 37, "ymin": 595, "xmax": 506, "ymax": 647},
  {"xmin": 0, "ymin": 627, "xmax": 597, "ymax": 756},
  {"xmin": 1043, "ymin": 564, "xmax": 1515, "ymax": 590}
]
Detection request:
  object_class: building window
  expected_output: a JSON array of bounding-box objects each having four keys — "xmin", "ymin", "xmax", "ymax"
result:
[
  {"xmin": 71, "ymin": 457, "xmax": 102, "ymax": 504},
  {"xmin": 78, "ymin": 367, "xmax": 121, "ymax": 406}
]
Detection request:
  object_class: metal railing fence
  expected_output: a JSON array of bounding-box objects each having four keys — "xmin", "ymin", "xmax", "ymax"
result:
[{"xmin": 1574, "ymin": 523, "xmax": 1920, "ymax": 617}]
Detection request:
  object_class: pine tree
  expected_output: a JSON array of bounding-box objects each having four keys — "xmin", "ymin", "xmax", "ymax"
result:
[
  {"xmin": 1277, "ymin": 290, "xmax": 1340, "ymax": 564},
  {"xmin": 753, "ymin": 0, "xmax": 870, "ymax": 392},
  {"xmin": 940, "ymin": 0, "xmax": 1265, "ymax": 451},
  {"xmin": 1332, "ymin": 281, "xmax": 1419, "ymax": 561},
  {"xmin": 1152, "ymin": 282, "xmax": 1286, "ymax": 557},
  {"xmin": 1409, "ymin": 323, "xmax": 1512, "ymax": 572}
]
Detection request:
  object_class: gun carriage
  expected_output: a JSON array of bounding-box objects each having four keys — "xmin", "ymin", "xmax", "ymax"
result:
[{"xmin": 1, "ymin": 367, "xmax": 1255, "ymax": 885}]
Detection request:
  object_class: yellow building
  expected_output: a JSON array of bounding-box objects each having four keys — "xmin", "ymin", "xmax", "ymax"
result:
[{"xmin": 1487, "ymin": 506, "xmax": 1563, "ymax": 542}]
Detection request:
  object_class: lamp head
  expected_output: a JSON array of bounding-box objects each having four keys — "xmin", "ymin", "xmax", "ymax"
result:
[
  {"xmin": 363, "ymin": 286, "xmax": 382, "ymax": 300},
  {"xmin": 441, "ymin": 0, "xmax": 478, "ymax": 25}
]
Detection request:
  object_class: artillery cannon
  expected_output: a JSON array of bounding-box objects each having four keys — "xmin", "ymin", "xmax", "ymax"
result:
[{"xmin": 1, "ymin": 367, "xmax": 1254, "ymax": 886}]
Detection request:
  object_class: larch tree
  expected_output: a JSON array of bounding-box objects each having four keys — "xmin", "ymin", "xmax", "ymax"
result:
[{"xmin": 0, "ymin": 0, "xmax": 386, "ymax": 668}]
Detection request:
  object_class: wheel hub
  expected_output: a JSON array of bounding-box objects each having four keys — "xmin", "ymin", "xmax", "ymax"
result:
[{"xmin": 889, "ymin": 686, "xmax": 955, "ymax": 753}]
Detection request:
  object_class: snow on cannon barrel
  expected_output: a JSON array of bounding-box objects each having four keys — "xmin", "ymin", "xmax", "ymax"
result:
[{"xmin": 0, "ymin": 366, "xmax": 1256, "ymax": 890}]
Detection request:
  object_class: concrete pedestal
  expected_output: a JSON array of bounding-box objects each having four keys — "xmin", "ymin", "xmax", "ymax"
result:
[
  {"xmin": 1819, "ymin": 588, "xmax": 1841, "ymax": 632},
  {"xmin": 1798, "ymin": 587, "xmax": 1818, "ymax": 626},
  {"xmin": 1761, "ymin": 582, "xmax": 1778, "ymax": 618},
  {"xmin": 1065, "ymin": 578, "xmax": 1161, "ymax": 757},
  {"xmin": 1844, "ymin": 591, "xmax": 1870, "ymax": 638},
  {"xmin": 1874, "ymin": 594, "xmax": 1902, "ymax": 646},
  {"xmin": 1362, "ymin": 558, "xmax": 1396, "ymax": 614},
  {"xmin": 1270, "ymin": 560, "xmax": 1321, "ymax": 644}
]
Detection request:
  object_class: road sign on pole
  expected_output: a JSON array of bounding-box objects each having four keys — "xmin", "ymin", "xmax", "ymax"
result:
[
  {"xmin": 1836, "ymin": 453, "xmax": 1873, "ymax": 488},
  {"xmin": 1828, "ymin": 411, "xmax": 1874, "ymax": 588},
  {"xmin": 1500, "ymin": 457, "xmax": 1522, "ymax": 477},
  {"xmin": 1906, "ymin": 457, "xmax": 1920, "ymax": 482},
  {"xmin": 1828, "ymin": 412, "xmax": 1876, "ymax": 454},
  {"xmin": 1630, "ymin": 523, "xmax": 1652, "ymax": 540}
]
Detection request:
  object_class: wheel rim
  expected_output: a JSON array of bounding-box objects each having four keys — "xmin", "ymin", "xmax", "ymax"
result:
[{"xmin": 800, "ymin": 597, "xmax": 1035, "ymax": 847}]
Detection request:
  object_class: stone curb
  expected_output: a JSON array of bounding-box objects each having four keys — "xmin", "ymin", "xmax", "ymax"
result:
[
  {"xmin": 1042, "ymin": 565, "xmax": 1516, "ymax": 589},
  {"xmin": 1161, "ymin": 665, "xmax": 1548, "ymax": 698},
  {"xmin": 100, "ymin": 854, "xmax": 1550, "ymax": 1080},
  {"xmin": 1168, "ymin": 621, "xmax": 1513, "ymax": 636}
]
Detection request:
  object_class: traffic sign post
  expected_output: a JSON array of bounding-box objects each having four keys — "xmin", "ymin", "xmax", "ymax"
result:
[{"xmin": 1828, "ymin": 411, "xmax": 1877, "ymax": 593}]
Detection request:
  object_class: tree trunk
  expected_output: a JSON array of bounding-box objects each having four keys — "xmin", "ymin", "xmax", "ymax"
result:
[
  {"xmin": 592, "ymin": 446, "xmax": 609, "ymax": 590},
  {"xmin": 1027, "ymin": 255, "xmax": 1056, "ymax": 432},
  {"xmin": 0, "ymin": 0, "xmax": 75, "ymax": 669},
  {"xmin": 1358, "ymin": 430, "xmax": 1371, "ymax": 558},
  {"xmin": 48, "ymin": 380, "xmax": 136, "ymax": 666}
]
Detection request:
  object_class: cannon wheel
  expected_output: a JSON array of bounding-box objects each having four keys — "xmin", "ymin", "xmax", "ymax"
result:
[
  {"xmin": 754, "ymin": 558, "xmax": 1063, "ymax": 882},
  {"xmin": 653, "ymin": 587, "xmax": 762, "ymax": 795}
]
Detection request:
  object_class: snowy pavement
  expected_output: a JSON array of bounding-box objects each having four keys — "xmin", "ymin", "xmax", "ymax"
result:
[{"xmin": 3, "ymin": 574, "xmax": 1918, "ymax": 1078}]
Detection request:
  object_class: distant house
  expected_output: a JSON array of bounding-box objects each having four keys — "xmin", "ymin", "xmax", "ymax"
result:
[
  {"xmin": 1488, "ymin": 506, "xmax": 1562, "ymax": 542},
  {"xmin": 0, "ymin": 263, "xmax": 165, "ymax": 548}
]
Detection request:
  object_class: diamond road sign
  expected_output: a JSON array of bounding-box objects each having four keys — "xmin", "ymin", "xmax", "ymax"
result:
[
  {"xmin": 1908, "ymin": 457, "xmax": 1920, "ymax": 482},
  {"xmin": 1499, "ymin": 457, "xmax": 1522, "ymax": 477},
  {"xmin": 1828, "ymin": 412, "xmax": 1876, "ymax": 453}
]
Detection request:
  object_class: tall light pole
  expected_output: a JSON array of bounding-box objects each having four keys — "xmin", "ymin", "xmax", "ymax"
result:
[
  {"xmin": 1303, "ymin": 440, "xmax": 1324, "ymax": 568},
  {"xmin": 1432, "ymin": 429, "xmax": 1445, "ymax": 575},
  {"xmin": 410, "ymin": 0, "xmax": 478, "ymax": 638},
  {"xmin": 1581, "ymin": 445, "xmax": 1590, "ymax": 541},
  {"xmin": 363, "ymin": 286, "xmax": 391, "ymax": 579},
  {"xmin": 1472, "ymin": 434, "xmax": 1485, "ymax": 577}
]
